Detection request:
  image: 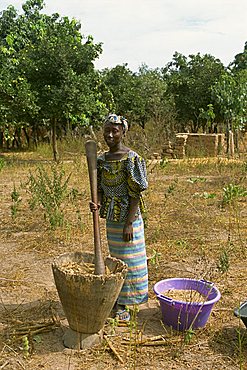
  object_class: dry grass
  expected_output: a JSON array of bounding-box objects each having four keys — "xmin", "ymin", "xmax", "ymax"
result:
[{"xmin": 0, "ymin": 150, "xmax": 246, "ymax": 369}]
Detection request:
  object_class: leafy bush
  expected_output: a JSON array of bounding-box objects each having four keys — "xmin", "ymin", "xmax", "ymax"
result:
[
  {"xmin": 11, "ymin": 184, "xmax": 22, "ymax": 219},
  {"xmin": 222, "ymin": 183, "xmax": 247, "ymax": 206},
  {"xmin": 27, "ymin": 164, "xmax": 73, "ymax": 229}
]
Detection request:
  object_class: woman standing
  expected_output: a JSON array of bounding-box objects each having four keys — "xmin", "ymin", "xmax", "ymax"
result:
[{"xmin": 90, "ymin": 114, "xmax": 148, "ymax": 321}]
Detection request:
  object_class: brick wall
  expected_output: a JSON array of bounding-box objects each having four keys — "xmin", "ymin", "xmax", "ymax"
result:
[{"xmin": 163, "ymin": 133, "xmax": 226, "ymax": 159}]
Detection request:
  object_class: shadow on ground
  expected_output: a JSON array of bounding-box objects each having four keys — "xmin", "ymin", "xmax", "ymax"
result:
[{"xmin": 209, "ymin": 325, "xmax": 247, "ymax": 362}]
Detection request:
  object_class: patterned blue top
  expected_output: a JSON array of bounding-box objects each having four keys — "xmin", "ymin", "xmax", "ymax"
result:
[{"xmin": 97, "ymin": 150, "xmax": 148, "ymax": 222}]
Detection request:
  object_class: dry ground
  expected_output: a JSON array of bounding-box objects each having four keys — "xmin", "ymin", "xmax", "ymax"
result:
[{"xmin": 0, "ymin": 150, "xmax": 246, "ymax": 370}]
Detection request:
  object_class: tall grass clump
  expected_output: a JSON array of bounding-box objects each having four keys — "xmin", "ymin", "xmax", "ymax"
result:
[
  {"xmin": 26, "ymin": 164, "xmax": 74, "ymax": 229},
  {"xmin": 221, "ymin": 183, "xmax": 247, "ymax": 253},
  {"xmin": 222, "ymin": 183, "xmax": 247, "ymax": 207},
  {"xmin": 0, "ymin": 157, "xmax": 5, "ymax": 172},
  {"xmin": 11, "ymin": 184, "xmax": 22, "ymax": 219}
]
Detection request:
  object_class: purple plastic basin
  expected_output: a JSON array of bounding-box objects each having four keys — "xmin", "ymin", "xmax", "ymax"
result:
[{"xmin": 153, "ymin": 278, "xmax": 221, "ymax": 331}]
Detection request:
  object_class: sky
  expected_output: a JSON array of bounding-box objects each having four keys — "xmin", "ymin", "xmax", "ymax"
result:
[{"xmin": 1, "ymin": 0, "xmax": 247, "ymax": 71}]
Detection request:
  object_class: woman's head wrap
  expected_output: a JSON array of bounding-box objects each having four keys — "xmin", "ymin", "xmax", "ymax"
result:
[{"xmin": 104, "ymin": 114, "xmax": 128, "ymax": 133}]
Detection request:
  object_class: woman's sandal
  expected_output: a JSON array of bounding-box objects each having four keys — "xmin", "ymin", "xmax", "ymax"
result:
[{"xmin": 115, "ymin": 309, "xmax": 131, "ymax": 322}]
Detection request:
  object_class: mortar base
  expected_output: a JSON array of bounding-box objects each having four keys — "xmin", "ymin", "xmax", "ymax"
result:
[{"xmin": 63, "ymin": 328, "xmax": 103, "ymax": 350}]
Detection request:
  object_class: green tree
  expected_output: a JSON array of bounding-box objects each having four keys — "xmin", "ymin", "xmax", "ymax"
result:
[
  {"xmin": 211, "ymin": 70, "xmax": 247, "ymax": 152},
  {"xmin": 132, "ymin": 65, "xmax": 169, "ymax": 128},
  {"xmin": 230, "ymin": 41, "xmax": 247, "ymax": 72},
  {"xmin": 0, "ymin": 4, "xmax": 38, "ymax": 148},
  {"xmin": 100, "ymin": 64, "xmax": 136, "ymax": 118},
  {"xmin": 163, "ymin": 52, "xmax": 225, "ymax": 132},
  {"xmin": 101, "ymin": 63, "xmax": 175, "ymax": 132},
  {"xmin": 0, "ymin": 0, "xmax": 105, "ymax": 158}
]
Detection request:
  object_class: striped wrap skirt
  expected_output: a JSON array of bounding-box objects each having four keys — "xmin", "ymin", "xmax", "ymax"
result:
[{"xmin": 106, "ymin": 215, "xmax": 148, "ymax": 306}]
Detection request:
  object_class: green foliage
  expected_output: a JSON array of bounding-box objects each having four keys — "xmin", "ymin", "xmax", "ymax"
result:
[
  {"xmin": 101, "ymin": 64, "xmax": 135, "ymax": 116},
  {"xmin": 0, "ymin": 1, "xmax": 245, "ymax": 154},
  {"xmin": 22, "ymin": 335, "xmax": 30, "ymax": 358},
  {"xmin": 0, "ymin": 158, "xmax": 5, "ymax": 171},
  {"xmin": 163, "ymin": 52, "xmax": 225, "ymax": 132},
  {"xmin": 230, "ymin": 41, "xmax": 247, "ymax": 72},
  {"xmin": 193, "ymin": 191, "xmax": 217, "ymax": 199},
  {"xmin": 242, "ymin": 161, "xmax": 247, "ymax": 173},
  {"xmin": 198, "ymin": 104, "xmax": 215, "ymax": 132},
  {"xmin": 175, "ymin": 239, "xmax": 190, "ymax": 249},
  {"xmin": 149, "ymin": 249, "xmax": 161, "ymax": 266},
  {"xmin": 184, "ymin": 327, "xmax": 195, "ymax": 345},
  {"xmin": 107, "ymin": 317, "xmax": 119, "ymax": 335},
  {"xmin": 11, "ymin": 184, "xmax": 22, "ymax": 219},
  {"xmin": 33, "ymin": 334, "xmax": 42, "ymax": 343},
  {"xmin": 211, "ymin": 71, "xmax": 247, "ymax": 130},
  {"xmin": 163, "ymin": 179, "xmax": 178, "ymax": 203},
  {"xmin": 0, "ymin": 0, "xmax": 105, "ymax": 156},
  {"xmin": 217, "ymin": 248, "xmax": 230, "ymax": 273},
  {"xmin": 100, "ymin": 63, "xmax": 175, "ymax": 132},
  {"xmin": 236, "ymin": 323, "xmax": 246, "ymax": 370},
  {"xmin": 159, "ymin": 158, "xmax": 169, "ymax": 169},
  {"xmin": 187, "ymin": 177, "xmax": 207, "ymax": 184},
  {"xmin": 132, "ymin": 65, "xmax": 173, "ymax": 130},
  {"xmin": 222, "ymin": 183, "xmax": 247, "ymax": 206},
  {"xmin": 27, "ymin": 164, "xmax": 72, "ymax": 228},
  {"xmin": 203, "ymin": 192, "xmax": 216, "ymax": 199}
]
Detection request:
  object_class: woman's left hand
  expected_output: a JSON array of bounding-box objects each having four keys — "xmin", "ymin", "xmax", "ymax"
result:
[{"xmin": 123, "ymin": 222, "xmax": 133, "ymax": 242}]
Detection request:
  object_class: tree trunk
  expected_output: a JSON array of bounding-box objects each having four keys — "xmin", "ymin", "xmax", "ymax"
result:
[
  {"xmin": 229, "ymin": 130, "xmax": 235, "ymax": 157},
  {"xmin": 234, "ymin": 129, "xmax": 239, "ymax": 155},
  {"xmin": 226, "ymin": 120, "xmax": 230, "ymax": 156},
  {"xmin": 23, "ymin": 127, "xmax": 30, "ymax": 148},
  {"xmin": 0, "ymin": 131, "xmax": 3, "ymax": 149},
  {"xmin": 51, "ymin": 117, "xmax": 59, "ymax": 162}
]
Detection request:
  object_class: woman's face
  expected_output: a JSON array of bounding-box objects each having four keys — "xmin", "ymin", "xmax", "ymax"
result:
[{"xmin": 103, "ymin": 122, "xmax": 124, "ymax": 148}]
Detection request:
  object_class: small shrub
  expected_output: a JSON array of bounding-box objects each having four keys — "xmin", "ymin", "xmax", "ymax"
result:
[
  {"xmin": 222, "ymin": 183, "xmax": 247, "ymax": 207},
  {"xmin": 164, "ymin": 179, "xmax": 178, "ymax": 199},
  {"xmin": 184, "ymin": 327, "xmax": 195, "ymax": 344},
  {"xmin": 242, "ymin": 160, "xmax": 247, "ymax": 173},
  {"xmin": 193, "ymin": 192, "xmax": 217, "ymax": 199},
  {"xmin": 11, "ymin": 184, "xmax": 22, "ymax": 219},
  {"xmin": 149, "ymin": 249, "xmax": 161, "ymax": 266},
  {"xmin": 27, "ymin": 164, "xmax": 72, "ymax": 229},
  {"xmin": 217, "ymin": 248, "xmax": 230, "ymax": 273},
  {"xmin": 187, "ymin": 177, "xmax": 207, "ymax": 184},
  {"xmin": 160, "ymin": 158, "xmax": 169, "ymax": 169}
]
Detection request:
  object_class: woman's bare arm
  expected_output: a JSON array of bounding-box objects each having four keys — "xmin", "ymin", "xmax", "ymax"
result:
[{"xmin": 123, "ymin": 197, "xmax": 139, "ymax": 242}]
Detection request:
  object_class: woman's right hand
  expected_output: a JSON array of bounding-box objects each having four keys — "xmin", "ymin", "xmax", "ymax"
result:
[{"xmin": 89, "ymin": 201, "xmax": 101, "ymax": 212}]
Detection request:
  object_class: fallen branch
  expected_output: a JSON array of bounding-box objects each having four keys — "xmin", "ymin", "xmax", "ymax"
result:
[
  {"xmin": 0, "ymin": 361, "xmax": 9, "ymax": 369},
  {"xmin": 122, "ymin": 335, "xmax": 180, "ymax": 346},
  {"xmin": 103, "ymin": 335, "xmax": 124, "ymax": 364},
  {"xmin": 123, "ymin": 335, "xmax": 167, "ymax": 343},
  {"xmin": 140, "ymin": 340, "xmax": 169, "ymax": 346},
  {"xmin": 8, "ymin": 320, "xmax": 60, "ymax": 338}
]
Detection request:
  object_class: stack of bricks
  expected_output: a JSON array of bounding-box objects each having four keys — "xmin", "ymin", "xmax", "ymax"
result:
[
  {"xmin": 162, "ymin": 140, "xmax": 175, "ymax": 158},
  {"xmin": 162, "ymin": 133, "xmax": 226, "ymax": 160},
  {"xmin": 185, "ymin": 134, "xmax": 219, "ymax": 157},
  {"xmin": 151, "ymin": 152, "xmax": 162, "ymax": 160},
  {"xmin": 173, "ymin": 134, "xmax": 188, "ymax": 158}
]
